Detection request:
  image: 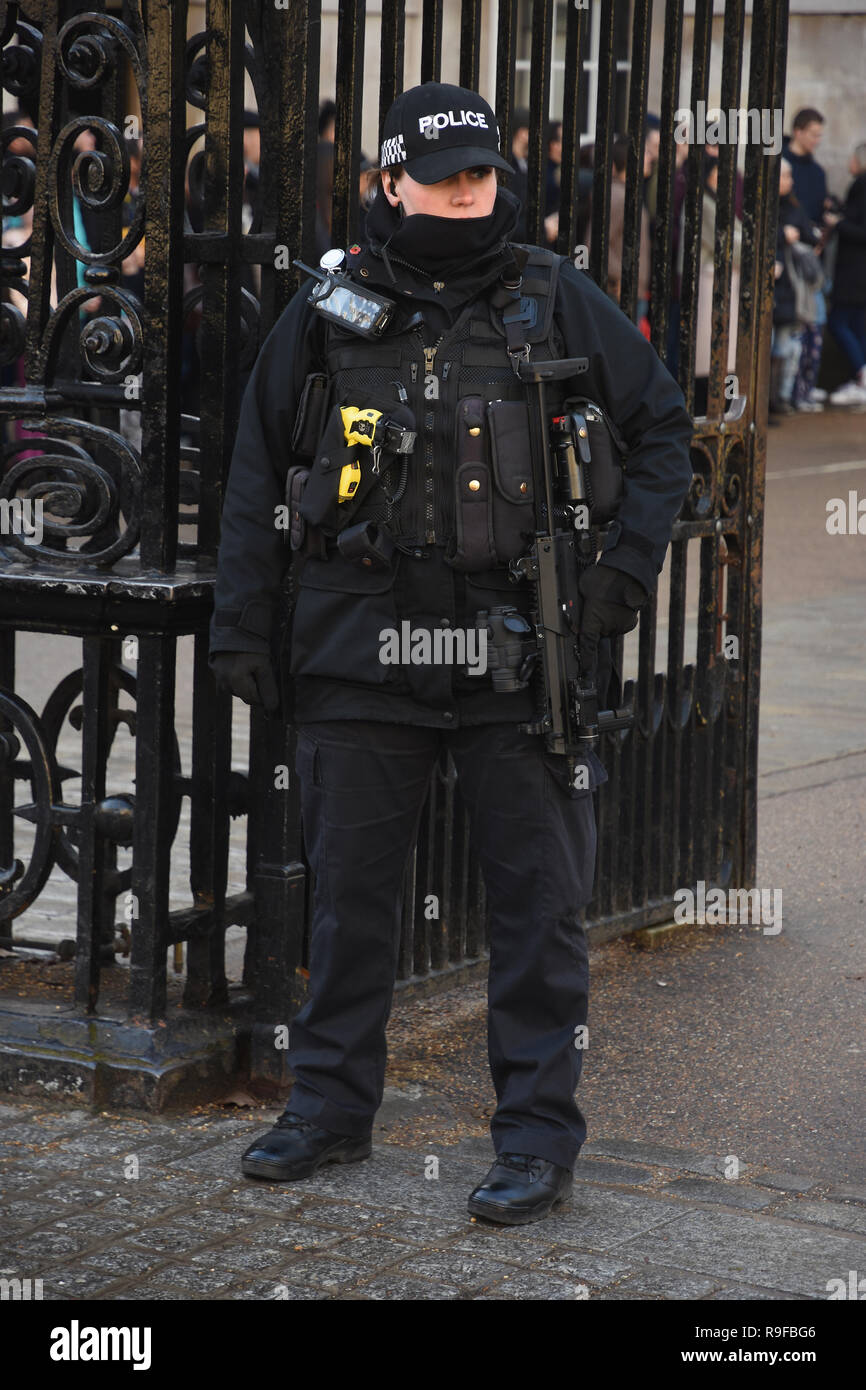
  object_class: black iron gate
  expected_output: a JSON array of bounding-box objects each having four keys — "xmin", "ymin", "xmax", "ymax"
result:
[{"xmin": 0, "ymin": 0, "xmax": 786, "ymax": 1106}]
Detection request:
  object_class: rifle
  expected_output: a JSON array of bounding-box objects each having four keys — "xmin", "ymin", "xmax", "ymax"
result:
[{"xmin": 509, "ymin": 356, "xmax": 634, "ymax": 786}]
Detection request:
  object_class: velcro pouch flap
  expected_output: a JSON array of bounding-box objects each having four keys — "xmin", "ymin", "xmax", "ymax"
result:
[
  {"xmin": 291, "ymin": 373, "xmax": 329, "ymax": 457},
  {"xmin": 446, "ymin": 397, "xmax": 497, "ymax": 572},
  {"xmin": 486, "ymin": 399, "xmax": 534, "ymax": 504}
]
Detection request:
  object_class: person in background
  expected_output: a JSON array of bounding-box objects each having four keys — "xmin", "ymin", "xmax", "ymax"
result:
[
  {"xmin": 508, "ymin": 106, "xmax": 531, "ymax": 242},
  {"xmin": 642, "ymin": 113, "xmax": 661, "ymax": 222},
  {"xmin": 318, "ymin": 99, "xmax": 336, "ymax": 146},
  {"xmin": 782, "ymin": 108, "xmax": 828, "ymax": 223},
  {"xmin": 823, "ymin": 142, "xmax": 866, "ymax": 406},
  {"xmin": 356, "ymin": 154, "xmax": 378, "ymax": 241},
  {"xmin": 687, "ymin": 152, "xmax": 741, "ymax": 417},
  {"xmin": 783, "ymin": 108, "xmax": 830, "ymax": 408},
  {"xmin": 664, "ymin": 136, "xmax": 691, "ymax": 379},
  {"xmin": 587, "ymin": 134, "xmax": 651, "ymax": 329},
  {"xmin": 770, "ymin": 157, "xmax": 821, "ymax": 417},
  {"xmin": 575, "ymin": 140, "xmax": 595, "ymax": 248},
  {"xmin": 545, "ymin": 120, "xmax": 563, "ymax": 214},
  {"xmin": 542, "ymin": 119, "xmax": 563, "ymax": 248}
]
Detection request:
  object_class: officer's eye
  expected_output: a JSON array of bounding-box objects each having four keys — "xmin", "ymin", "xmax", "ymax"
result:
[{"xmin": 470, "ymin": 166, "xmax": 493, "ymax": 179}]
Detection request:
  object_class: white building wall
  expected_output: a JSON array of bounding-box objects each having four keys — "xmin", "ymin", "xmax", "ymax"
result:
[{"xmin": 182, "ymin": 2, "xmax": 863, "ymax": 201}]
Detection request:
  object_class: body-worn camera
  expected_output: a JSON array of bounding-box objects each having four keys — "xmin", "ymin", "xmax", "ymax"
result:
[{"xmin": 293, "ymin": 249, "xmax": 396, "ymax": 339}]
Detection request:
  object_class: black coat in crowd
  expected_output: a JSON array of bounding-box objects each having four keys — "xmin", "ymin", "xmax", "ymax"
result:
[
  {"xmin": 774, "ymin": 193, "xmax": 820, "ymax": 327},
  {"xmin": 831, "ymin": 170, "xmax": 866, "ymax": 307}
]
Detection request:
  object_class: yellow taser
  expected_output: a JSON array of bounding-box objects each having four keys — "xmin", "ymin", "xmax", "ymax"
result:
[
  {"xmin": 341, "ymin": 405, "xmax": 382, "ymax": 446},
  {"xmin": 338, "ymin": 458, "xmax": 361, "ymax": 501},
  {"xmin": 338, "ymin": 406, "xmax": 382, "ymax": 502}
]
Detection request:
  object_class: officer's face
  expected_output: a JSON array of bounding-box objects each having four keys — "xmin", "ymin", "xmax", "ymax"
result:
[{"xmin": 384, "ymin": 166, "xmax": 498, "ymax": 218}]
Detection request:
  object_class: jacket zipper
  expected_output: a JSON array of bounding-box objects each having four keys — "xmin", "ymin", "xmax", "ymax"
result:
[
  {"xmin": 416, "ymin": 329, "xmax": 444, "ymax": 544},
  {"xmin": 387, "ymin": 249, "xmax": 438, "ymax": 281}
]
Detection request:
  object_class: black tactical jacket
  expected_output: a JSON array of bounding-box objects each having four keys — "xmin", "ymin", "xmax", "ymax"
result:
[{"xmin": 208, "ymin": 214, "xmax": 694, "ymax": 728}]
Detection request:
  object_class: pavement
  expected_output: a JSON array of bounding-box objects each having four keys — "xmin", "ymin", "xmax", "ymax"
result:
[
  {"xmin": 1, "ymin": 1098, "xmax": 864, "ymax": 1301},
  {"xmin": 2, "ymin": 409, "xmax": 865, "ymax": 1302}
]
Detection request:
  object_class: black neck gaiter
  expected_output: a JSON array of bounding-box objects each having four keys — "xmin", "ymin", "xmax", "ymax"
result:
[{"xmin": 365, "ymin": 184, "xmax": 522, "ymax": 279}]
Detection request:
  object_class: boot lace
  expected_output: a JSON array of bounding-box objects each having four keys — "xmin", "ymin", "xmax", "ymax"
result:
[
  {"xmin": 274, "ymin": 1111, "xmax": 316, "ymax": 1131},
  {"xmin": 499, "ymin": 1151, "xmax": 545, "ymax": 1177}
]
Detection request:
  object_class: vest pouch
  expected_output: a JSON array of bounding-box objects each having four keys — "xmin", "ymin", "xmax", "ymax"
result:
[
  {"xmin": 486, "ymin": 398, "xmax": 536, "ymax": 563},
  {"xmin": 562, "ymin": 397, "xmax": 627, "ymax": 525},
  {"xmin": 446, "ymin": 396, "xmax": 497, "ymax": 572},
  {"xmin": 284, "ymin": 464, "xmax": 310, "ymax": 551},
  {"xmin": 291, "ymin": 372, "xmax": 329, "ymax": 458},
  {"xmin": 289, "ymin": 546, "xmax": 408, "ymax": 690},
  {"xmin": 296, "ymin": 436, "xmax": 354, "ymax": 536}
]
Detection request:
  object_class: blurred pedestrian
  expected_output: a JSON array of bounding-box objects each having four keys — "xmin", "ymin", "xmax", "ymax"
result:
[
  {"xmin": 542, "ymin": 120, "xmax": 565, "ymax": 247},
  {"xmin": 782, "ymin": 109, "xmax": 827, "ymax": 223},
  {"xmin": 586, "ymin": 135, "xmax": 651, "ymax": 325},
  {"xmin": 318, "ymin": 99, "xmax": 336, "ymax": 145},
  {"xmin": 770, "ymin": 158, "xmax": 822, "ymax": 416},
  {"xmin": 824, "ymin": 141, "xmax": 866, "ymax": 405},
  {"xmin": 690, "ymin": 152, "xmax": 741, "ymax": 415},
  {"xmin": 783, "ymin": 109, "xmax": 831, "ymax": 408},
  {"xmin": 508, "ymin": 106, "xmax": 531, "ymax": 241}
]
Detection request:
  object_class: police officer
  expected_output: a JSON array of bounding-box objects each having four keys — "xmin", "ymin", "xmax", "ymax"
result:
[{"xmin": 209, "ymin": 82, "xmax": 693, "ymax": 1225}]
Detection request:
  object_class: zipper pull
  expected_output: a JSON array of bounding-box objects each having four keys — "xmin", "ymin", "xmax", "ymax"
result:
[
  {"xmin": 423, "ymin": 345, "xmax": 438, "ymax": 374},
  {"xmin": 411, "ymin": 363, "xmax": 418, "ymax": 383}
]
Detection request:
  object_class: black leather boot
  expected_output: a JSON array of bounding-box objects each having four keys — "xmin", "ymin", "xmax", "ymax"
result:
[
  {"xmin": 467, "ymin": 1152, "xmax": 573, "ymax": 1225},
  {"xmin": 241, "ymin": 1110, "xmax": 373, "ymax": 1181}
]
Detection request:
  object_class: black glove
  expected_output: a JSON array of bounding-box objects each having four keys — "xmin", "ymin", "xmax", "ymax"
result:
[
  {"xmin": 211, "ymin": 651, "xmax": 280, "ymax": 715},
  {"xmin": 578, "ymin": 563, "xmax": 649, "ymax": 671}
]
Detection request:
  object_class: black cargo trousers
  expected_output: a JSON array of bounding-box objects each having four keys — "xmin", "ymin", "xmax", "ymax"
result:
[{"xmin": 285, "ymin": 716, "xmax": 604, "ymax": 1172}]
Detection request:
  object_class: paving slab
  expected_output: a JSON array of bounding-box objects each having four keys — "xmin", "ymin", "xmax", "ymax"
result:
[
  {"xmin": 827, "ymin": 1186, "xmax": 866, "ymax": 1206},
  {"xmin": 659, "ymin": 1178, "xmax": 777, "ymax": 1210},
  {"xmin": 750, "ymin": 1172, "xmax": 822, "ymax": 1194},
  {"xmin": 768, "ymin": 1198, "xmax": 866, "ymax": 1236},
  {"xmin": 603, "ymin": 1263, "xmax": 722, "ymax": 1298},
  {"xmin": 342, "ymin": 1272, "xmax": 463, "ymax": 1300},
  {"xmin": 616, "ymin": 1208, "xmax": 866, "ymax": 1299},
  {"xmin": 582, "ymin": 1138, "xmax": 754, "ymax": 1179},
  {"xmin": 475, "ymin": 1270, "xmax": 594, "ymax": 1299}
]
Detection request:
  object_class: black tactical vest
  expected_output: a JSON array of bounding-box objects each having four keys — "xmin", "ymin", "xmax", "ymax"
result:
[{"xmin": 311, "ymin": 245, "xmax": 569, "ymax": 561}]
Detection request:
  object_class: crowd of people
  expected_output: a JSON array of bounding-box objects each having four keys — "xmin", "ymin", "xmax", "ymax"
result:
[
  {"xmin": 3, "ymin": 97, "xmax": 864, "ymax": 438},
  {"xmin": 773, "ymin": 109, "xmax": 866, "ymax": 412}
]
